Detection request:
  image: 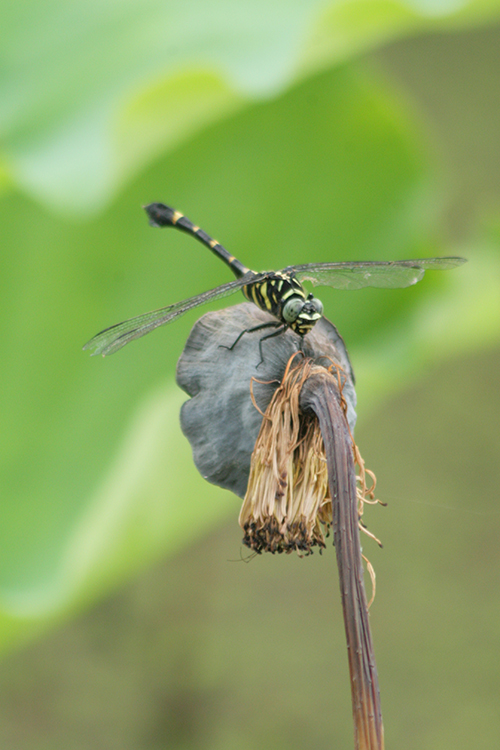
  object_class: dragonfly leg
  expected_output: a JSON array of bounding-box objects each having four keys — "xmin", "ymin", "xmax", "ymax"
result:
[
  {"xmin": 256, "ymin": 325, "xmax": 288, "ymax": 367},
  {"xmin": 220, "ymin": 321, "xmax": 282, "ymax": 355}
]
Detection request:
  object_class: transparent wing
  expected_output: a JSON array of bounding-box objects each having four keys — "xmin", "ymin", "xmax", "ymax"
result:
[
  {"xmin": 83, "ymin": 272, "xmax": 261, "ymax": 356},
  {"xmin": 292, "ymin": 257, "xmax": 467, "ymax": 290}
]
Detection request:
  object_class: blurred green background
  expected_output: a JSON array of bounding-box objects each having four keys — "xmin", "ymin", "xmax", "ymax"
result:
[{"xmin": 1, "ymin": 1, "xmax": 499, "ymax": 748}]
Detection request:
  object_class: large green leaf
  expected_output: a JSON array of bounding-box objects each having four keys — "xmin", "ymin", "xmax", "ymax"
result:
[
  {"xmin": 0, "ymin": 64, "xmax": 452, "ymax": 651},
  {"xmin": 1, "ymin": 0, "xmax": 500, "ymax": 212}
]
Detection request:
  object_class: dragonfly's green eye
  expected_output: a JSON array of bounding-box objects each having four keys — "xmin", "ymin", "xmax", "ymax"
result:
[
  {"xmin": 282, "ymin": 297, "xmax": 305, "ymax": 323},
  {"xmin": 310, "ymin": 297, "xmax": 323, "ymax": 316}
]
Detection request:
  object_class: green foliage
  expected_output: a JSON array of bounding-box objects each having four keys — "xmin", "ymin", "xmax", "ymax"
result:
[
  {"xmin": 1, "ymin": 0, "xmax": 499, "ymax": 212},
  {"xmin": 0, "ymin": 0, "xmax": 498, "ymax": 659}
]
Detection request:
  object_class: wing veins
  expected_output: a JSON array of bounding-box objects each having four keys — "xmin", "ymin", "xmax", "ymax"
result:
[
  {"xmin": 291, "ymin": 257, "xmax": 466, "ymax": 289},
  {"xmin": 83, "ymin": 272, "xmax": 260, "ymax": 356}
]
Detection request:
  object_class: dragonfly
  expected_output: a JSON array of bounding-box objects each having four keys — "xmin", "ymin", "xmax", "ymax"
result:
[{"xmin": 83, "ymin": 203, "xmax": 467, "ymax": 359}]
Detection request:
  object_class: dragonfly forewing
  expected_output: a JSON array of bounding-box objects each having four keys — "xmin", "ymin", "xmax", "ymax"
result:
[
  {"xmin": 83, "ymin": 273, "xmax": 258, "ymax": 356},
  {"xmin": 293, "ymin": 257, "xmax": 467, "ymax": 290}
]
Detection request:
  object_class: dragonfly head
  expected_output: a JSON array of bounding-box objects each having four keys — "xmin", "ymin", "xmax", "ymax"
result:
[{"xmin": 282, "ymin": 293, "xmax": 323, "ymax": 335}]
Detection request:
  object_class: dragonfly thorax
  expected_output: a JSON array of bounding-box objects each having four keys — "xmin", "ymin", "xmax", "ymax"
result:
[{"xmin": 243, "ymin": 271, "xmax": 323, "ymax": 337}]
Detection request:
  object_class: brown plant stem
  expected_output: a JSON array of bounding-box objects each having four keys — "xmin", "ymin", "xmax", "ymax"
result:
[{"xmin": 300, "ymin": 370, "xmax": 384, "ymax": 750}]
